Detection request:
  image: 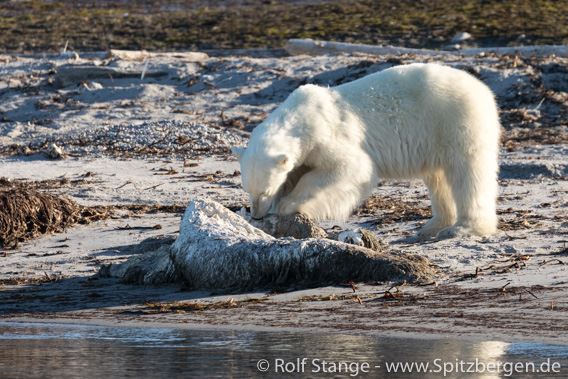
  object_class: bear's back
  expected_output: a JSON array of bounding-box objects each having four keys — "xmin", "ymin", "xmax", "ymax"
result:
[
  {"xmin": 331, "ymin": 63, "xmax": 499, "ymax": 179},
  {"xmin": 336, "ymin": 63, "xmax": 488, "ymax": 102}
]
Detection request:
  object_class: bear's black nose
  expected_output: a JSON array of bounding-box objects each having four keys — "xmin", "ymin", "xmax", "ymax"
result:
[{"xmin": 251, "ymin": 216, "xmax": 263, "ymax": 221}]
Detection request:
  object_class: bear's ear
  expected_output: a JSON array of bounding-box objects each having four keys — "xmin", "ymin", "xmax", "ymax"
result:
[
  {"xmin": 231, "ymin": 147, "xmax": 245, "ymax": 160},
  {"xmin": 276, "ymin": 154, "xmax": 290, "ymax": 169}
]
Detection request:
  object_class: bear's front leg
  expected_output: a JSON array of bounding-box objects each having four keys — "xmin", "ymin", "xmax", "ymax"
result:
[{"xmin": 277, "ymin": 166, "xmax": 374, "ymax": 221}]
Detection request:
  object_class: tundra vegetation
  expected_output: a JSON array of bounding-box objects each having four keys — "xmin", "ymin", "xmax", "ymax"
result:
[{"xmin": 0, "ymin": 0, "xmax": 566, "ymax": 53}]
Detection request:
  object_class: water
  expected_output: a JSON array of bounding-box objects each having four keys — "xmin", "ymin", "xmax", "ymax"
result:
[{"xmin": 0, "ymin": 322, "xmax": 566, "ymax": 378}]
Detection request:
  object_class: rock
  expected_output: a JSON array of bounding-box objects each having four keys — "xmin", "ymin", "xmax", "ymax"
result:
[
  {"xmin": 444, "ymin": 44, "xmax": 462, "ymax": 51},
  {"xmin": 102, "ymin": 199, "xmax": 436, "ymax": 289},
  {"xmin": 450, "ymin": 32, "xmax": 472, "ymax": 43},
  {"xmin": 55, "ymin": 51, "xmax": 80, "ymax": 60},
  {"xmin": 89, "ymin": 82, "xmax": 103, "ymax": 90},
  {"xmin": 47, "ymin": 143, "xmax": 65, "ymax": 159}
]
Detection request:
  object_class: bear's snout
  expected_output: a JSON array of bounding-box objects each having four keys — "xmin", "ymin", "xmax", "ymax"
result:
[{"xmin": 250, "ymin": 193, "xmax": 274, "ymax": 220}]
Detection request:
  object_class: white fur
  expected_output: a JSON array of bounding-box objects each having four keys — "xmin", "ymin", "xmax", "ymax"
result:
[{"xmin": 233, "ymin": 63, "xmax": 500, "ymax": 239}]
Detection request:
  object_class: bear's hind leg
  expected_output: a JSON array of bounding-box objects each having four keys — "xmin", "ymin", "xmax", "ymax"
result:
[
  {"xmin": 410, "ymin": 171, "xmax": 457, "ymax": 241},
  {"xmin": 436, "ymin": 156, "xmax": 498, "ymax": 239}
]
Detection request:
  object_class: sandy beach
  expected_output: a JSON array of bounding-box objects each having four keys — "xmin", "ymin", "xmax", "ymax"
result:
[{"xmin": 1, "ymin": 47, "xmax": 567, "ymax": 344}]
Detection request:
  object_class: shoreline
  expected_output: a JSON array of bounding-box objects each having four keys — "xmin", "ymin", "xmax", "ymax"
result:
[
  {"xmin": 2, "ymin": 318, "xmax": 567, "ymax": 347},
  {"xmin": 2, "ymin": 298, "xmax": 568, "ymax": 346},
  {"xmin": 2, "ymin": 277, "xmax": 567, "ymax": 345}
]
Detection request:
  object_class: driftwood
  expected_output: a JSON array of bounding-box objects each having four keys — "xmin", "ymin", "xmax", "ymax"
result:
[
  {"xmin": 101, "ymin": 199, "xmax": 436, "ymax": 289},
  {"xmin": 108, "ymin": 49, "xmax": 209, "ymax": 61},
  {"xmin": 285, "ymin": 38, "xmax": 568, "ymax": 58},
  {"xmin": 54, "ymin": 65, "xmax": 169, "ymax": 88}
]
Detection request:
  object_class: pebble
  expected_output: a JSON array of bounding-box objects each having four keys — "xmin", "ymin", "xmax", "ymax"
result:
[
  {"xmin": 444, "ymin": 44, "xmax": 462, "ymax": 51},
  {"xmin": 47, "ymin": 120, "xmax": 247, "ymax": 158}
]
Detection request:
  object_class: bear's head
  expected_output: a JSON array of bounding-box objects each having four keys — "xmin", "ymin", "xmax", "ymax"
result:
[{"xmin": 232, "ymin": 146, "xmax": 294, "ymax": 220}]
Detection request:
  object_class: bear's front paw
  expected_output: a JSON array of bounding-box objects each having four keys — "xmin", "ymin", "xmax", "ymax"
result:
[{"xmin": 277, "ymin": 198, "xmax": 301, "ymax": 215}]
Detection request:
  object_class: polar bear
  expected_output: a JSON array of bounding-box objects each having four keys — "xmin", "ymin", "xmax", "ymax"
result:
[{"xmin": 232, "ymin": 63, "xmax": 500, "ymax": 240}]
